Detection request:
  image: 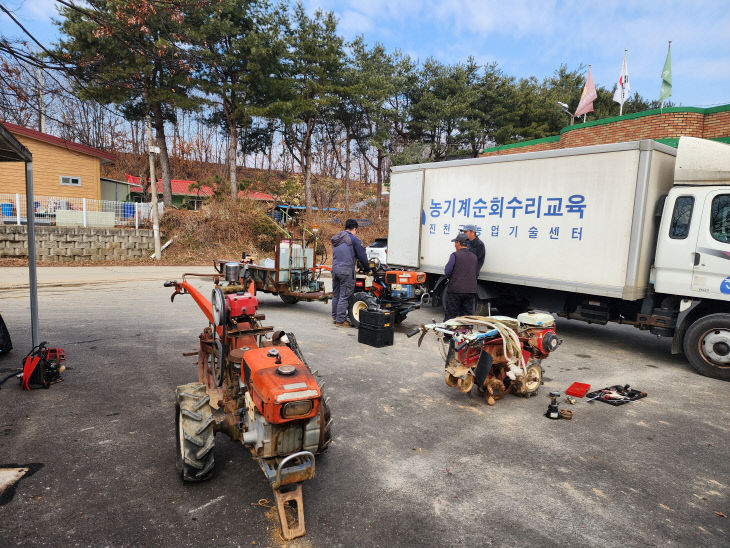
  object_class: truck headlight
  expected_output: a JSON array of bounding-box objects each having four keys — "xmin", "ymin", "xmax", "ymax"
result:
[{"xmin": 281, "ymin": 400, "xmax": 313, "ymax": 418}]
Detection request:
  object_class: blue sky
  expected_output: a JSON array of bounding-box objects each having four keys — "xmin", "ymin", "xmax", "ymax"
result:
[{"xmin": 3, "ymin": 0, "xmax": 729, "ymax": 109}]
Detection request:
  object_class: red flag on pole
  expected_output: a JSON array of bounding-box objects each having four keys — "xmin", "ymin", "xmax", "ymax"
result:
[{"xmin": 574, "ymin": 66, "xmax": 597, "ymax": 118}]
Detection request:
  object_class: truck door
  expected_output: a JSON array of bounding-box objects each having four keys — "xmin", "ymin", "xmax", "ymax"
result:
[
  {"xmin": 654, "ymin": 190, "xmax": 701, "ymax": 295},
  {"xmin": 693, "ymin": 190, "xmax": 730, "ymax": 299}
]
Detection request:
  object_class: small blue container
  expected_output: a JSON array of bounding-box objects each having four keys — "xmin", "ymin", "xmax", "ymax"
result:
[{"xmin": 1, "ymin": 203, "xmax": 12, "ymax": 217}]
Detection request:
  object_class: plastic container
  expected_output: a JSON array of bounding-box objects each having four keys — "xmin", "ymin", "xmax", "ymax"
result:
[
  {"xmin": 358, "ymin": 324, "xmax": 394, "ymax": 347},
  {"xmin": 1, "ymin": 204, "xmax": 12, "ymax": 217},
  {"xmin": 566, "ymin": 382, "xmax": 591, "ymax": 398},
  {"xmin": 359, "ymin": 309, "xmax": 395, "ymax": 328}
]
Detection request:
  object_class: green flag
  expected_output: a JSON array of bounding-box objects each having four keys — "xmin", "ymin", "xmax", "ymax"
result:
[{"xmin": 659, "ymin": 42, "xmax": 672, "ymax": 106}]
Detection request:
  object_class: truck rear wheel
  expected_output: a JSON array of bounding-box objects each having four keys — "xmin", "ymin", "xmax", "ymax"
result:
[
  {"xmin": 347, "ymin": 292, "xmax": 378, "ymax": 327},
  {"xmin": 175, "ymin": 382, "xmax": 216, "ymax": 481},
  {"xmin": 280, "ymin": 295, "xmax": 299, "ymax": 305},
  {"xmin": 683, "ymin": 314, "xmax": 730, "ymax": 381}
]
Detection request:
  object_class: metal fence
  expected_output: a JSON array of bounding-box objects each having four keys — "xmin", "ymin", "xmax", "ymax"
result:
[{"xmin": 0, "ymin": 193, "xmax": 163, "ymax": 228}]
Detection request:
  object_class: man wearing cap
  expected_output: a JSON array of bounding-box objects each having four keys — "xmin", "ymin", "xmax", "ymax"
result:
[
  {"xmin": 443, "ymin": 232, "xmax": 478, "ymax": 320},
  {"xmin": 331, "ymin": 219, "xmax": 369, "ymax": 327},
  {"xmin": 461, "ymin": 224, "xmax": 485, "ymax": 273}
]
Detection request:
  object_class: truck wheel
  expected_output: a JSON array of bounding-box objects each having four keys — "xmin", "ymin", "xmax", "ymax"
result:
[
  {"xmin": 683, "ymin": 314, "xmax": 730, "ymax": 381},
  {"xmin": 475, "ymin": 299, "xmax": 491, "ymax": 317},
  {"xmin": 175, "ymin": 383, "xmax": 216, "ymax": 482},
  {"xmin": 280, "ymin": 295, "xmax": 299, "ymax": 305},
  {"xmin": 347, "ymin": 292, "xmax": 378, "ymax": 327}
]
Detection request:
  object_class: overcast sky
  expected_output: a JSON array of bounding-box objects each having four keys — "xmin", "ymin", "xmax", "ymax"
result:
[{"xmin": 3, "ymin": 0, "xmax": 729, "ymax": 109}]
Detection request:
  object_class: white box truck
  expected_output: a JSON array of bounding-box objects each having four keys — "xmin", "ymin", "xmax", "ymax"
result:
[{"xmin": 388, "ymin": 137, "xmax": 730, "ymax": 380}]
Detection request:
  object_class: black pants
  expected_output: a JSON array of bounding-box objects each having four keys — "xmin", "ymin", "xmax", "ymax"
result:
[{"xmin": 444, "ymin": 292, "xmax": 475, "ymax": 321}]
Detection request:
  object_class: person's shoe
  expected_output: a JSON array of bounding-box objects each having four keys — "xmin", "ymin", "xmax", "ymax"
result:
[
  {"xmin": 335, "ymin": 320, "xmax": 352, "ymax": 328},
  {"xmin": 332, "ymin": 318, "xmax": 337, "ymax": 324}
]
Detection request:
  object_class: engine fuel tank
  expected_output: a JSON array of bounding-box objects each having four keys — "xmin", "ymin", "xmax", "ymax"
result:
[{"xmin": 243, "ymin": 346, "xmax": 321, "ymax": 425}]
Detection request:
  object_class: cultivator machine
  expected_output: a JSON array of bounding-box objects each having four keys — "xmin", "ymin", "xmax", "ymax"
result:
[
  {"xmin": 165, "ymin": 261, "xmax": 331, "ymax": 540},
  {"xmin": 409, "ymin": 313, "xmax": 560, "ymax": 404}
]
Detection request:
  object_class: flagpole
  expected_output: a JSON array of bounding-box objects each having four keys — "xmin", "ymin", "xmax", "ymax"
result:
[{"xmin": 619, "ymin": 49, "xmax": 627, "ymax": 116}]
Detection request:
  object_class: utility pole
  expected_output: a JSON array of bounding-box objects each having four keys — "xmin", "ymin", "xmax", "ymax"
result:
[
  {"xmin": 146, "ymin": 114, "xmax": 162, "ymax": 260},
  {"xmin": 36, "ymin": 67, "xmax": 45, "ymax": 133}
]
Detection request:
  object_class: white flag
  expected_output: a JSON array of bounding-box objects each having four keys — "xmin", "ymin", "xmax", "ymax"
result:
[{"xmin": 613, "ymin": 50, "xmax": 630, "ymax": 106}]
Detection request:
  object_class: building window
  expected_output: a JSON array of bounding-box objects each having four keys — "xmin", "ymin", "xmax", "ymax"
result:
[
  {"xmin": 60, "ymin": 176, "xmax": 81, "ymax": 186},
  {"xmin": 669, "ymin": 196, "xmax": 694, "ymax": 239}
]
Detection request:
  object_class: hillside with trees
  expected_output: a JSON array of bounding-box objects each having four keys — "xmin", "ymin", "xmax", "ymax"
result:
[{"xmin": 0, "ymin": 0, "xmax": 669, "ymax": 216}]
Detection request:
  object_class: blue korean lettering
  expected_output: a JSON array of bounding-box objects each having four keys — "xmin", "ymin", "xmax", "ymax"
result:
[
  {"xmin": 509, "ymin": 226, "xmax": 518, "ymax": 238},
  {"xmin": 489, "ymin": 197, "xmax": 504, "ymax": 218},
  {"xmin": 528, "ymin": 226, "xmax": 538, "ymax": 239},
  {"xmin": 549, "ymin": 227, "xmax": 559, "ymax": 240},
  {"xmin": 429, "ymin": 223, "xmax": 436, "ymax": 235},
  {"xmin": 491, "ymin": 225, "xmax": 499, "ymax": 238},
  {"xmin": 443, "ymin": 224, "xmax": 451, "ymax": 235},
  {"xmin": 443, "ymin": 199, "xmax": 456, "ymax": 218},
  {"xmin": 457, "ymin": 198, "xmax": 471, "ymax": 218},
  {"xmin": 473, "ymin": 198, "xmax": 488, "ymax": 218},
  {"xmin": 566, "ymin": 195, "xmax": 586, "ymax": 218},
  {"xmin": 429, "ymin": 199, "xmax": 442, "ymax": 218},
  {"xmin": 524, "ymin": 197, "xmax": 542, "ymax": 217},
  {"xmin": 544, "ymin": 197, "xmax": 563, "ymax": 216},
  {"xmin": 505, "ymin": 197, "xmax": 523, "ymax": 218},
  {"xmin": 571, "ymin": 227, "xmax": 583, "ymax": 241}
]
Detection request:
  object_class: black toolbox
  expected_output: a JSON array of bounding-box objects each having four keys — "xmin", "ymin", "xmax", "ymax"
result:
[{"xmin": 358, "ymin": 309, "xmax": 395, "ymax": 347}]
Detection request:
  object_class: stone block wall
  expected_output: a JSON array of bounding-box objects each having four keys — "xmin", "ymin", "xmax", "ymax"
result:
[{"xmin": 0, "ymin": 225, "xmax": 156, "ymax": 262}]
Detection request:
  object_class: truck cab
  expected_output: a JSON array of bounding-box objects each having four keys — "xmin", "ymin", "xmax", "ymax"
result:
[{"xmin": 653, "ymin": 138, "xmax": 730, "ymax": 378}]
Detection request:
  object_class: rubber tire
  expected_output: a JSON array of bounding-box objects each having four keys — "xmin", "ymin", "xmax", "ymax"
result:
[
  {"xmin": 518, "ymin": 362, "xmax": 543, "ymax": 398},
  {"xmin": 682, "ymin": 314, "xmax": 730, "ymax": 381},
  {"xmin": 347, "ymin": 292, "xmax": 378, "ymax": 328},
  {"xmin": 0, "ymin": 313, "xmax": 11, "ymax": 355},
  {"xmin": 280, "ymin": 295, "xmax": 299, "ymax": 305},
  {"xmin": 175, "ymin": 382, "xmax": 216, "ymax": 482}
]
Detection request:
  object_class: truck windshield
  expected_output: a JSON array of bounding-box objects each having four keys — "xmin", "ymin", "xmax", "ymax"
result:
[
  {"xmin": 710, "ymin": 194, "xmax": 730, "ymax": 243},
  {"xmin": 669, "ymin": 196, "xmax": 694, "ymax": 239}
]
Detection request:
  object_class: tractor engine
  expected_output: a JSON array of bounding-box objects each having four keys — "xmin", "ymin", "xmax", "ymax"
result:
[
  {"xmin": 240, "ymin": 346, "xmax": 330, "ymax": 459},
  {"xmin": 384, "ymin": 271, "xmax": 427, "ymax": 300}
]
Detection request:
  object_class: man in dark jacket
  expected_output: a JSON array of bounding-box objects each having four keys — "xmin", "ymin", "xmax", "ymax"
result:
[
  {"xmin": 331, "ymin": 219, "xmax": 370, "ymax": 326},
  {"xmin": 461, "ymin": 224, "xmax": 485, "ymax": 273},
  {"xmin": 444, "ymin": 233, "xmax": 478, "ymax": 320}
]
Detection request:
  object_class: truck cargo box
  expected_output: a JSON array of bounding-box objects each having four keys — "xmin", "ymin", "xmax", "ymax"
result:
[{"xmin": 388, "ymin": 140, "xmax": 677, "ymax": 300}]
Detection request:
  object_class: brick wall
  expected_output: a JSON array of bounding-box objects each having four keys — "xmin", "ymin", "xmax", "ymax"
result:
[
  {"xmin": 704, "ymin": 110, "xmax": 730, "ymax": 139},
  {"xmin": 481, "ymin": 105, "xmax": 730, "ymax": 157},
  {"xmin": 0, "ymin": 225, "xmax": 155, "ymax": 262}
]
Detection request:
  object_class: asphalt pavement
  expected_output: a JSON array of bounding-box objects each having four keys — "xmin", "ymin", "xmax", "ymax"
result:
[{"xmin": 0, "ymin": 267, "xmax": 728, "ymax": 547}]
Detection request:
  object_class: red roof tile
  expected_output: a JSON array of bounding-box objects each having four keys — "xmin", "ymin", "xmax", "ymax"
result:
[
  {"xmin": 126, "ymin": 174, "xmax": 274, "ymax": 200},
  {"xmin": 1, "ymin": 122, "xmax": 116, "ymax": 162}
]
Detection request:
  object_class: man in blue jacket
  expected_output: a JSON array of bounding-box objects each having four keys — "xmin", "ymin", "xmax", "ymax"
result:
[{"xmin": 331, "ymin": 219, "xmax": 369, "ymax": 327}]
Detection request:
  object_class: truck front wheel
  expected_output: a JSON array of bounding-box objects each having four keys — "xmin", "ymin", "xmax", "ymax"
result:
[{"xmin": 683, "ymin": 314, "xmax": 730, "ymax": 381}]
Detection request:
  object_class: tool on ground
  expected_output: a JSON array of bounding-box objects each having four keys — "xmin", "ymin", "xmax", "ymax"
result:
[
  {"xmin": 585, "ymin": 384, "xmax": 647, "ymax": 406},
  {"xmin": 546, "ymin": 391, "xmax": 561, "ymax": 419},
  {"xmin": 409, "ymin": 313, "xmax": 560, "ymax": 405},
  {"xmin": 0, "ymin": 342, "xmax": 66, "ymax": 390},
  {"xmin": 565, "ymin": 382, "xmax": 591, "ymax": 398},
  {"xmin": 164, "ymin": 263, "xmax": 331, "ymax": 541}
]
